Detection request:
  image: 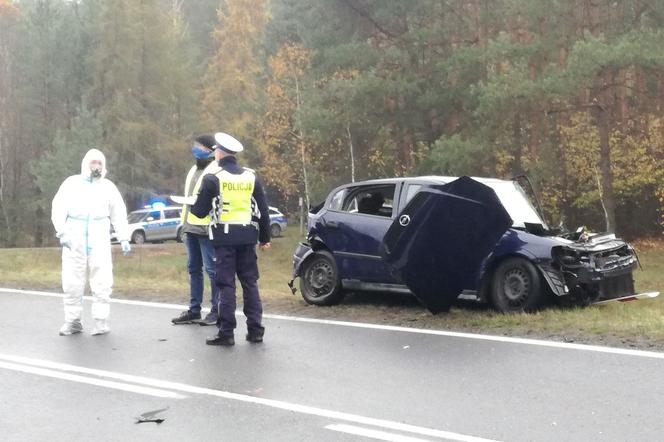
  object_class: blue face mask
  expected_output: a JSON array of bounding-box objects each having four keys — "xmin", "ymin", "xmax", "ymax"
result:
[{"xmin": 192, "ymin": 145, "xmax": 213, "ymax": 160}]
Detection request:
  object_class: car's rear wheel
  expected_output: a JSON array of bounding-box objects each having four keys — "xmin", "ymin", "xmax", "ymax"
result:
[
  {"xmin": 131, "ymin": 231, "xmax": 146, "ymax": 245},
  {"xmin": 490, "ymin": 257, "xmax": 544, "ymax": 313},
  {"xmin": 300, "ymin": 250, "xmax": 344, "ymax": 306},
  {"xmin": 270, "ymin": 223, "xmax": 282, "ymax": 238}
]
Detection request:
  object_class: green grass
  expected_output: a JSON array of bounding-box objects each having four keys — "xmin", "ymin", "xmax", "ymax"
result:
[
  {"xmin": 1, "ymin": 231, "xmax": 663, "ymax": 349},
  {"xmin": 0, "ymin": 230, "xmax": 302, "ymax": 302}
]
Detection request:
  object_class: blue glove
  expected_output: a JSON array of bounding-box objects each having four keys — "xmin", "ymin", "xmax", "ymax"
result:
[
  {"xmin": 58, "ymin": 233, "xmax": 72, "ymax": 249},
  {"xmin": 121, "ymin": 240, "xmax": 131, "ymax": 256}
]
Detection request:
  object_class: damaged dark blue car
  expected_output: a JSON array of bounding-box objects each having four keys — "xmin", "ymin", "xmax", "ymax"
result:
[{"xmin": 289, "ymin": 176, "xmax": 659, "ymax": 313}]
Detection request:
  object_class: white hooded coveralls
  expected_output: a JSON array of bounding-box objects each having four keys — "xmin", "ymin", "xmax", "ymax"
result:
[{"xmin": 51, "ymin": 149, "xmax": 129, "ymax": 324}]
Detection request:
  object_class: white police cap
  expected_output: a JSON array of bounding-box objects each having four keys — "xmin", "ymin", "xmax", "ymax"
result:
[{"xmin": 214, "ymin": 132, "xmax": 243, "ymax": 154}]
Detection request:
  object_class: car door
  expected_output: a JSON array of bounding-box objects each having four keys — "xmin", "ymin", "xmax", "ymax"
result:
[
  {"xmin": 382, "ymin": 176, "xmax": 512, "ymax": 313},
  {"xmin": 143, "ymin": 210, "xmax": 165, "ymax": 241},
  {"xmin": 162, "ymin": 208, "xmax": 182, "ymax": 240},
  {"xmin": 315, "ymin": 183, "xmax": 400, "ymax": 282}
]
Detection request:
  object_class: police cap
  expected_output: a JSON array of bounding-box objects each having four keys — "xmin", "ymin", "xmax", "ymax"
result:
[{"xmin": 214, "ymin": 132, "xmax": 243, "ymax": 154}]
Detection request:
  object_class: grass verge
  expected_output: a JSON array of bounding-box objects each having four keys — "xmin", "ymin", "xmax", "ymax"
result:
[{"xmin": 1, "ymin": 230, "xmax": 662, "ymax": 350}]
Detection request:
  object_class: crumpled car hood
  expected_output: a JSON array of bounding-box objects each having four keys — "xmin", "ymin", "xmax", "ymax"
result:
[
  {"xmin": 564, "ymin": 234, "xmax": 628, "ymax": 253},
  {"xmin": 382, "ymin": 176, "xmax": 512, "ymax": 313}
]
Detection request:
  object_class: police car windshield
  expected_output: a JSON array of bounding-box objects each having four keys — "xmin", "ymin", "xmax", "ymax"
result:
[{"xmin": 485, "ymin": 181, "xmax": 546, "ymax": 229}]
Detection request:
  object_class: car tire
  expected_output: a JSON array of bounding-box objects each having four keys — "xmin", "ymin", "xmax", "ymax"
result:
[
  {"xmin": 131, "ymin": 231, "xmax": 146, "ymax": 245},
  {"xmin": 300, "ymin": 250, "xmax": 344, "ymax": 306},
  {"xmin": 270, "ymin": 223, "xmax": 282, "ymax": 238},
  {"xmin": 490, "ymin": 257, "xmax": 544, "ymax": 313}
]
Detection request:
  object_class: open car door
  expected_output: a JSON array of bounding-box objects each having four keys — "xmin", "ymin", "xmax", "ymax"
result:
[{"xmin": 382, "ymin": 176, "xmax": 512, "ymax": 313}]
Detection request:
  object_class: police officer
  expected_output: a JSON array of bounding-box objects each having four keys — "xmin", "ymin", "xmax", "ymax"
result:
[{"xmin": 190, "ymin": 132, "xmax": 271, "ymax": 346}]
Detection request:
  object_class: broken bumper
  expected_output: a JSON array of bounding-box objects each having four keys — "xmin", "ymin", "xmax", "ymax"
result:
[
  {"xmin": 288, "ymin": 242, "xmax": 313, "ymax": 294},
  {"xmin": 549, "ymin": 242, "xmax": 655, "ymax": 303}
]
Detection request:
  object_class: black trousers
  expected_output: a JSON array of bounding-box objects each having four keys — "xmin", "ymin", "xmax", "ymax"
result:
[{"xmin": 214, "ymin": 244, "xmax": 264, "ymax": 337}]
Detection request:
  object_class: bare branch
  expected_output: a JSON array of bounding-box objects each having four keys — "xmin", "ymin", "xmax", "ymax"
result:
[
  {"xmin": 545, "ymin": 102, "xmax": 605, "ymax": 115},
  {"xmin": 336, "ymin": 0, "xmax": 396, "ymax": 39}
]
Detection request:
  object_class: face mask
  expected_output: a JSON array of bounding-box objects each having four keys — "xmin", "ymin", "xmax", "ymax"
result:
[
  {"xmin": 90, "ymin": 167, "xmax": 102, "ymax": 179},
  {"xmin": 192, "ymin": 145, "xmax": 213, "ymax": 160}
]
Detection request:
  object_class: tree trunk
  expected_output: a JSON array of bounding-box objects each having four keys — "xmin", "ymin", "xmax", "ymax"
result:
[
  {"xmin": 294, "ymin": 77, "xmax": 310, "ymax": 210},
  {"xmin": 553, "ymin": 116, "xmax": 572, "ymax": 228},
  {"xmin": 346, "ymin": 123, "xmax": 355, "ymax": 183},
  {"xmin": 0, "ymin": 24, "xmax": 13, "ymax": 246},
  {"xmin": 527, "ymin": 107, "xmax": 541, "ymax": 167},
  {"xmin": 593, "ymin": 104, "xmax": 617, "ymax": 233},
  {"xmin": 512, "ymin": 113, "xmax": 524, "ymax": 175},
  {"xmin": 34, "ymin": 206, "xmax": 44, "ymax": 247},
  {"xmin": 0, "ymin": 125, "xmax": 10, "ymax": 246}
]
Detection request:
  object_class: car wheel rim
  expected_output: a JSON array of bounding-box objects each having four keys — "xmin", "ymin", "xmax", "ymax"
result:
[
  {"xmin": 306, "ymin": 260, "xmax": 335, "ymax": 297},
  {"xmin": 503, "ymin": 268, "xmax": 529, "ymax": 305}
]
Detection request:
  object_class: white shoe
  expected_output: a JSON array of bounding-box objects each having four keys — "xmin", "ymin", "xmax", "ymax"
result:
[
  {"xmin": 59, "ymin": 320, "xmax": 83, "ymax": 336},
  {"xmin": 91, "ymin": 319, "xmax": 110, "ymax": 336}
]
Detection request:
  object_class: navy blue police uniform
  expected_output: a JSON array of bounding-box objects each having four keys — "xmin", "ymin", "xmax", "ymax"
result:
[{"xmin": 191, "ymin": 154, "xmax": 270, "ymax": 346}]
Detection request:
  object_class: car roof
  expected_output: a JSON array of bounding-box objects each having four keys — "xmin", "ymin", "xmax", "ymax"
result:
[
  {"xmin": 130, "ymin": 205, "xmax": 181, "ymax": 213},
  {"xmin": 348, "ymin": 175, "xmax": 513, "ymax": 187}
]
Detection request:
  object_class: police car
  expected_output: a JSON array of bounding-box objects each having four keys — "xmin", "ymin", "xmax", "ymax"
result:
[
  {"xmin": 269, "ymin": 206, "xmax": 288, "ymax": 237},
  {"xmin": 111, "ymin": 204, "xmax": 183, "ymax": 244}
]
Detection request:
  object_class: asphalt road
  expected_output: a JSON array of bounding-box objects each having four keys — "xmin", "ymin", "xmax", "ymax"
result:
[{"xmin": 1, "ymin": 288, "xmax": 663, "ymax": 442}]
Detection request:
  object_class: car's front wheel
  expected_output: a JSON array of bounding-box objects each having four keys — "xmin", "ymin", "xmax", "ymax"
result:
[
  {"xmin": 490, "ymin": 257, "xmax": 544, "ymax": 313},
  {"xmin": 131, "ymin": 231, "xmax": 146, "ymax": 245},
  {"xmin": 300, "ymin": 250, "xmax": 344, "ymax": 306}
]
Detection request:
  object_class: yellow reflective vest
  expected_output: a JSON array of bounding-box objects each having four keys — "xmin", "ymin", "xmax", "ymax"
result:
[
  {"xmin": 215, "ymin": 169, "xmax": 256, "ymax": 225},
  {"xmin": 181, "ymin": 161, "xmax": 221, "ymax": 226}
]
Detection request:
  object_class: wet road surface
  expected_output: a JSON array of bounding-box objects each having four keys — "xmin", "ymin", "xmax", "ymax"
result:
[{"xmin": 1, "ymin": 288, "xmax": 663, "ymax": 441}]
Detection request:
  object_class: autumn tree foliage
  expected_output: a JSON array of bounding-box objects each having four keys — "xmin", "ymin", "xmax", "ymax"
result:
[
  {"xmin": 201, "ymin": 0, "xmax": 268, "ymax": 143},
  {"xmin": 256, "ymin": 43, "xmax": 312, "ymax": 207},
  {"xmin": 3, "ymin": 0, "xmax": 664, "ymax": 245}
]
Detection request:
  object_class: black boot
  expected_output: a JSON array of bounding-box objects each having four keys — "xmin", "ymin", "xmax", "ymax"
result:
[
  {"xmin": 206, "ymin": 334, "xmax": 235, "ymax": 346},
  {"xmin": 246, "ymin": 328, "xmax": 264, "ymax": 343},
  {"xmin": 171, "ymin": 310, "xmax": 201, "ymax": 324}
]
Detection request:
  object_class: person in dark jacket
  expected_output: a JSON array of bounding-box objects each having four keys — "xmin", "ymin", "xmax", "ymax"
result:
[{"xmin": 190, "ymin": 132, "xmax": 271, "ymax": 346}]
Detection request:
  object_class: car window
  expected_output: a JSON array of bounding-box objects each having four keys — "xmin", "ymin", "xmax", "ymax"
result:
[
  {"xmin": 164, "ymin": 209, "xmax": 180, "ymax": 219},
  {"xmin": 128, "ymin": 212, "xmax": 148, "ymax": 224},
  {"xmin": 342, "ymin": 185, "xmax": 395, "ymax": 217},
  {"xmin": 328, "ymin": 189, "xmax": 347, "ymax": 211},
  {"xmin": 147, "ymin": 210, "xmax": 161, "ymax": 221},
  {"xmin": 404, "ymin": 184, "xmax": 423, "ymax": 204},
  {"xmin": 269, "ymin": 209, "xmax": 278, "ymax": 216}
]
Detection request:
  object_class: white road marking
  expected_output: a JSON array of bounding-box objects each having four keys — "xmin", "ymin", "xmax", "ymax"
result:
[
  {"xmin": 0, "ymin": 353, "xmax": 497, "ymax": 442},
  {"xmin": 326, "ymin": 424, "xmax": 435, "ymax": 441},
  {"xmin": 0, "ymin": 287, "xmax": 186, "ymax": 310},
  {"xmin": 0, "ymin": 360, "xmax": 185, "ymax": 399},
  {"xmin": 2, "ymin": 287, "xmax": 664, "ymax": 359},
  {"xmin": 261, "ymin": 314, "xmax": 664, "ymax": 359}
]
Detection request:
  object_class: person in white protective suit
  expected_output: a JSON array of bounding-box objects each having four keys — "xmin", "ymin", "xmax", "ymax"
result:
[{"xmin": 51, "ymin": 149, "xmax": 131, "ymax": 336}]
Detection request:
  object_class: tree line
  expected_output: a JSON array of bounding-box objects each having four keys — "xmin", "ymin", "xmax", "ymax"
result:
[{"xmin": 1, "ymin": 0, "xmax": 663, "ymax": 247}]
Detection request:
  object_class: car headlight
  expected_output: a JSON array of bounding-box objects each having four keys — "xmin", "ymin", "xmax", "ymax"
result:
[{"xmin": 552, "ymin": 246, "xmax": 584, "ymax": 266}]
